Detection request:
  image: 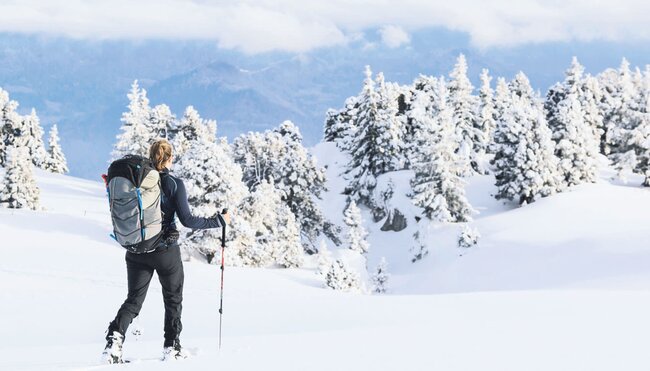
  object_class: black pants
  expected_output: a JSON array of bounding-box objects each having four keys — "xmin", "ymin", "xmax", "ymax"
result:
[{"xmin": 109, "ymin": 243, "xmax": 184, "ymax": 346}]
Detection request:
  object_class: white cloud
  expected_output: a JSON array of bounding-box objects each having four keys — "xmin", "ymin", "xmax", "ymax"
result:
[
  {"xmin": 379, "ymin": 25, "xmax": 410, "ymax": 48},
  {"xmin": 1, "ymin": 0, "xmax": 649, "ymax": 53}
]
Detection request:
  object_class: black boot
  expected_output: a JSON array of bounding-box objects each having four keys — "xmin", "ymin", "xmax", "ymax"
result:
[
  {"xmin": 101, "ymin": 327, "xmax": 124, "ymax": 364},
  {"xmin": 162, "ymin": 338, "xmax": 188, "ymax": 361}
]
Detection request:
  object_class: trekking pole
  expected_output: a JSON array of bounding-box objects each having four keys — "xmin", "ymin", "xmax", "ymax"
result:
[{"xmin": 218, "ymin": 208, "xmax": 228, "ymax": 350}]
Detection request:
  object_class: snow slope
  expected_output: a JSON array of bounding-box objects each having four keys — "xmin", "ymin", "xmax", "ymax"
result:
[{"xmin": 2, "ymin": 156, "xmax": 650, "ymax": 370}]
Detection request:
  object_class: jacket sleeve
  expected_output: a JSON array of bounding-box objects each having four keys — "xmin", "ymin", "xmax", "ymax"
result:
[{"xmin": 173, "ymin": 178, "xmax": 222, "ymax": 230}]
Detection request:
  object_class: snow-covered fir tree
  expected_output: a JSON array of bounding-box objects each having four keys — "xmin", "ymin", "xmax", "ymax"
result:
[
  {"xmin": 545, "ymin": 58, "xmax": 600, "ymax": 186},
  {"xmin": 0, "ymin": 146, "xmax": 40, "ymax": 210},
  {"xmin": 478, "ymin": 69, "xmax": 497, "ymax": 157},
  {"xmin": 345, "ymin": 66, "xmax": 404, "ymax": 209},
  {"xmin": 492, "ymin": 74, "xmax": 561, "ymax": 205},
  {"xmin": 405, "ymin": 75, "xmax": 438, "ymax": 168},
  {"xmin": 614, "ymin": 68, "xmax": 650, "ymax": 185},
  {"xmin": 233, "ymin": 122, "xmax": 336, "ymax": 251},
  {"xmin": 458, "ymin": 226, "xmax": 480, "ymax": 248},
  {"xmin": 371, "ymin": 257, "xmax": 389, "ymax": 294},
  {"xmin": 174, "ymin": 137, "xmax": 252, "ymax": 264},
  {"xmin": 317, "ymin": 240, "xmax": 333, "ymax": 277},
  {"xmin": 238, "ymin": 180, "xmax": 303, "ymax": 268},
  {"xmin": 273, "ymin": 121, "xmax": 332, "ymax": 248},
  {"xmin": 0, "ymin": 87, "xmax": 23, "ymax": 167},
  {"xmin": 323, "ymin": 95, "xmax": 359, "ymax": 149},
  {"xmin": 112, "ymin": 80, "xmax": 153, "ymax": 160},
  {"xmin": 172, "ymin": 106, "xmax": 216, "ymax": 160},
  {"xmin": 20, "ymin": 109, "xmax": 47, "ymax": 169},
  {"xmin": 149, "ymin": 104, "xmax": 175, "ymax": 141},
  {"xmin": 603, "ymin": 59, "xmax": 640, "ymax": 159},
  {"xmin": 554, "ymin": 94, "xmax": 600, "ymax": 186},
  {"xmin": 410, "ymin": 78, "xmax": 474, "ymax": 222},
  {"xmin": 325, "ymin": 259, "xmax": 361, "ymax": 291},
  {"xmin": 580, "ymin": 75, "xmax": 606, "ymax": 151},
  {"xmin": 44, "ymin": 124, "xmax": 68, "ymax": 174},
  {"xmin": 343, "ymin": 200, "xmax": 369, "ymax": 254},
  {"xmin": 448, "ymin": 54, "xmax": 480, "ymax": 176}
]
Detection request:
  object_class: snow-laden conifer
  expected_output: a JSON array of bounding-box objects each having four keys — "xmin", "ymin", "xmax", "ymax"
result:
[
  {"xmin": 238, "ymin": 180, "xmax": 303, "ymax": 267},
  {"xmin": 233, "ymin": 122, "xmax": 335, "ymax": 251},
  {"xmin": 149, "ymin": 104, "xmax": 175, "ymax": 141},
  {"xmin": 175, "ymin": 137, "xmax": 251, "ymax": 264},
  {"xmin": 492, "ymin": 74, "xmax": 561, "ymax": 205},
  {"xmin": 172, "ymin": 106, "xmax": 216, "ymax": 160},
  {"xmin": 323, "ymin": 96, "xmax": 359, "ymax": 150},
  {"xmin": 325, "ymin": 259, "xmax": 361, "ymax": 291},
  {"xmin": 478, "ymin": 69, "xmax": 497, "ymax": 158},
  {"xmin": 554, "ymin": 94, "xmax": 600, "ymax": 185},
  {"xmin": 112, "ymin": 80, "xmax": 153, "ymax": 160},
  {"xmin": 448, "ymin": 54, "xmax": 480, "ymax": 176},
  {"xmin": 0, "ymin": 146, "xmax": 40, "ymax": 210},
  {"xmin": 20, "ymin": 109, "xmax": 47, "ymax": 169},
  {"xmin": 317, "ymin": 240, "xmax": 333, "ymax": 277},
  {"xmin": 410, "ymin": 78, "xmax": 474, "ymax": 222},
  {"xmin": 44, "ymin": 124, "xmax": 68, "ymax": 174},
  {"xmin": 458, "ymin": 226, "xmax": 480, "ymax": 248},
  {"xmin": 545, "ymin": 58, "xmax": 600, "ymax": 186},
  {"xmin": 371, "ymin": 257, "xmax": 389, "ymax": 294},
  {"xmin": 0, "ymin": 88, "xmax": 22, "ymax": 167},
  {"xmin": 345, "ymin": 66, "xmax": 404, "ymax": 207},
  {"xmin": 343, "ymin": 200, "xmax": 369, "ymax": 254}
]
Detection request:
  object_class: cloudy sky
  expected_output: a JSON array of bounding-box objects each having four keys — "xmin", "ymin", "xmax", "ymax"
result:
[{"xmin": 0, "ymin": 0, "xmax": 648, "ymax": 53}]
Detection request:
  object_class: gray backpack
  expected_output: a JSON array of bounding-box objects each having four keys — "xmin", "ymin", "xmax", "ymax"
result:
[{"xmin": 104, "ymin": 155, "xmax": 163, "ymax": 253}]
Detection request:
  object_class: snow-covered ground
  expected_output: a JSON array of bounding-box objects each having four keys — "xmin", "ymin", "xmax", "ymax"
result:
[{"xmin": 3, "ymin": 150, "xmax": 650, "ymax": 370}]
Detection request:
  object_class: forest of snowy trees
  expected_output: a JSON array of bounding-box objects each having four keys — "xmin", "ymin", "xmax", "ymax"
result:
[
  {"xmin": 3, "ymin": 53, "xmax": 649, "ymax": 292},
  {"xmin": 326, "ymin": 54, "xmax": 650, "ymax": 216},
  {"xmin": 0, "ymin": 87, "xmax": 69, "ymax": 210},
  {"xmin": 110, "ymin": 81, "xmax": 334, "ymax": 268}
]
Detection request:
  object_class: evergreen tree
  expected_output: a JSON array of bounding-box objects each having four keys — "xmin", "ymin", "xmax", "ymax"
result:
[
  {"xmin": 554, "ymin": 94, "xmax": 600, "ymax": 186},
  {"xmin": 405, "ymin": 75, "xmax": 438, "ymax": 168},
  {"xmin": 371, "ymin": 257, "xmax": 389, "ymax": 294},
  {"xmin": 172, "ymin": 106, "xmax": 216, "ymax": 160},
  {"xmin": 325, "ymin": 259, "xmax": 361, "ymax": 291},
  {"xmin": 410, "ymin": 78, "xmax": 474, "ymax": 222},
  {"xmin": 492, "ymin": 73, "xmax": 561, "ymax": 205},
  {"xmin": 149, "ymin": 104, "xmax": 175, "ymax": 141},
  {"xmin": 545, "ymin": 58, "xmax": 601, "ymax": 186},
  {"xmin": 343, "ymin": 200, "xmax": 369, "ymax": 254},
  {"xmin": 615, "ymin": 67, "xmax": 650, "ymax": 185},
  {"xmin": 238, "ymin": 180, "xmax": 303, "ymax": 267},
  {"xmin": 478, "ymin": 69, "xmax": 497, "ymax": 157},
  {"xmin": 580, "ymin": 75, "xmax": 606, "ymax": 153},
  {"xmin": 175, "ymin": 137, "xmax": 252, "ymax": 264},
  {"xmin": 112, "ymin": 80, "xmax": 153, "ymax": 160},
  {"xmin": 317, "ymin": 240, "xmax": 333, "ymax": 277},
  {"xmin": 345, "ymin": 66, "xmax": 404, "ymax": 208},
  {"xmin": 323, "ymin": 96, "xmax": 359, "ymax": 149},
  {"xmin": 0, "ymin": 87, "xmax": 22, "ymax": 167},
  {"xmin": 20, "ymin": 109, "xmax": 47, "ymax": 169},
  {"xmin": 448, "ymin": 54, "xmax": 480, "ymax": 176},
  {"xmin": 458, "ymin": 226, "xmax": 480, "ymax": 248},
  {"xmin": 604, "ymin": 58, "xmax": 639, "ymax": 158},
  {"xmin": 233, "ymin": 122, "xmax": 336, "ymax": 251},
  {"xmin": 0, "ymin": 146, "xmax": 40, "ymax": 210},
  {"xmin": 44, "ymin": 124, "xmax": 69, "ymax": 174}
]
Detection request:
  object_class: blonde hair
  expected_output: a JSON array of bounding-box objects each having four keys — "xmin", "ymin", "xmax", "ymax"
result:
[{"xmin": 149, "ymin": 139, "xmax": 173, "ymax": 171}]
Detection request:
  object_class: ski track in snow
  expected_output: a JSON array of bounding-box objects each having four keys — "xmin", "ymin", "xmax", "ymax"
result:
[{"xmin": 2, "ymin": 153, "xmax": 650, "ymax": 370}]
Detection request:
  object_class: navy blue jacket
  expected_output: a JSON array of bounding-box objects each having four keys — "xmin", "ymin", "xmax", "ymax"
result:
[{"xmin": 159, "ymin": 169, "xmax": 223, "ymax": 232}]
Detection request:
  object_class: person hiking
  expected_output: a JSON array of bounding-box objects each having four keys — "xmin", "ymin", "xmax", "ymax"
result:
[{"xmin": 102, "ymin": 139, "xmax": 229, "ymax": 363}]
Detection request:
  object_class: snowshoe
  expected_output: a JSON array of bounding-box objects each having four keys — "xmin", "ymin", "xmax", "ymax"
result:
[{"xmin": 101, "ymin": 331, "xmax": 124, "ymax": 364}]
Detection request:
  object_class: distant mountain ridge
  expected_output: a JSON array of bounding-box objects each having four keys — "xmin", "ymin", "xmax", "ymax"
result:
[{"xmin": 1, "ymin": 31, "xmax": 649, "ymax": 178}]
